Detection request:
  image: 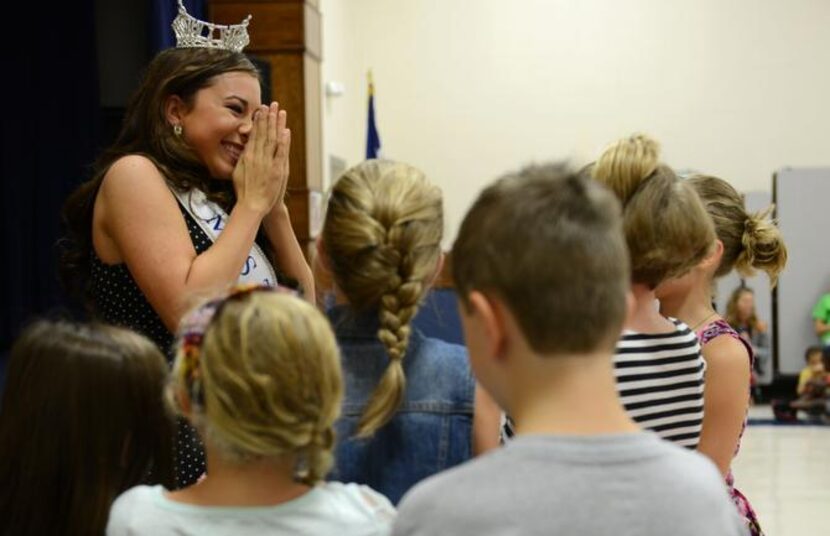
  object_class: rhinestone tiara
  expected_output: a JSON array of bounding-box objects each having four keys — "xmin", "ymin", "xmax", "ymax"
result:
[{"xmin": 172, "ymin": 0, "xmax": 252, "ymax": 53}]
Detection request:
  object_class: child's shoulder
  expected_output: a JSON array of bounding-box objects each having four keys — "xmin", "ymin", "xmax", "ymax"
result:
[
  {"xmin": 314, "ymin": 482, "xmax": 396, "ymax": 527},
  {"xmin": 107, "ymin": 485, "xmax": 166, "ymax": 534}
]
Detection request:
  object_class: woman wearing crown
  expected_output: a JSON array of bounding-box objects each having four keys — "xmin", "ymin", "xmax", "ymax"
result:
[{"xmin": 61, "ymin": 3, "xmax": 312, "ymax": 487}]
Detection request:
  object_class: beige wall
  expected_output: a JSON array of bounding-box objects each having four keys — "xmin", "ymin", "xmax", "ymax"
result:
[{"xmin": 320, "ymin": 0, "xmax": 830, "ymax": 244}]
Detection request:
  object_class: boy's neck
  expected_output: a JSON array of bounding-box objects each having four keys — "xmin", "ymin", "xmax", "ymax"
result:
[
  {"xmin": 167, "ymin": 447, "xmax": 310, "ymax": 507},
  {"xmin": 509, "ymin": 349, "xmax": 641, "ymax": 437}
]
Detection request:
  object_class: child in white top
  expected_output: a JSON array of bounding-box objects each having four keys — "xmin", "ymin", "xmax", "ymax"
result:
[{"xmin": 108, "ymin": 285, "xmax": 394, "ymax": 536}]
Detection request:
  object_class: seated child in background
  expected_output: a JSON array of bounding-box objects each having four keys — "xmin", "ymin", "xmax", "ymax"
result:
[
  {"xmin": 813, "ymin": 291, "xmax": 830, "ymax": 351},
  {"xmin": 393, "ymin": 163, "xmax": 745, "ymax": 536},
  {"xmin": 318, "ymin": 159, "xmax": 499, "ymax": 505},
  {"xmin": 107, "ymin": 286, "xmax": 394, "ymax": 536},
  {"xmin": 0, "ymin": 321, "xmax": 174, "ymax": 535},
  {"xmin": 726, "ymin": 286, "xmax": 771, "ymax": 400},
  {"xmin": 792, "ymin": 346, "xmax": 830, "ymax": 417}
]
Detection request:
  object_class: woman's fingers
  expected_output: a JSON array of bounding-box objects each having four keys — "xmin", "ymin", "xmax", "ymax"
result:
[
  {"xmin": 265, "ymin": 102, "xmax": 278, "ymax": 155},
  {"xmin": 254, "ymin": 104, "xmax": 268, "ymax": 157},
  {"xmin": 276, "ymin": 108, "xmax": 287, "ymax": 151},
  {"xmin": 282, "ymin": 129, "xmax": 291, "ymax": 179},
  {"xmin": 275, "ymin": 127, "xmax": 291, "ymax": 166},
  {"xmin": 272, "ymin": 128, "xmax": 291, "ymax": 201}
]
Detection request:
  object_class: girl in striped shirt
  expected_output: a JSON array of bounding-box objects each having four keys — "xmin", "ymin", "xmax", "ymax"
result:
[{"xmin": 591, "ymin": 134, "xmax": 716, "ymax": 449}]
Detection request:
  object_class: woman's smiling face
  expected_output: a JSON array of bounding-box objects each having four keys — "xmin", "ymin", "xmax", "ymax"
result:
[{"xmin": 178, "ymin": 71, "xmax": 262, "ymax": 180}]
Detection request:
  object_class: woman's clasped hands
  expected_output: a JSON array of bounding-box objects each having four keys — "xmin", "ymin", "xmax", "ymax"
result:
[{"xmin": 232, "ymin": 102, "xmax": 291, "ymax": 216}]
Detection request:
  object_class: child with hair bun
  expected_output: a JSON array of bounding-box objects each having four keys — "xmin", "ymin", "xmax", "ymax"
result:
[
  {"xmin": 657, "ymin": 174, "xmax": 788, "ymax": 536},
  {"xmin": 319, "ymin": 159, "xmax": 493, "ymax": 504},
  {"xmin": 588, "ymin": 134, "xmax": 716, "ymax": 450},
  {"xmin": 107, "ymin": 285, "xmax": 394, "ymax": 535}
]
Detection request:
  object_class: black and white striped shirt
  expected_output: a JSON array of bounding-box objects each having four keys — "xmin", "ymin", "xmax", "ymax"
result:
[{"xmin": 614, "ymin": 319, "xmax": 706, "ymax": 449}]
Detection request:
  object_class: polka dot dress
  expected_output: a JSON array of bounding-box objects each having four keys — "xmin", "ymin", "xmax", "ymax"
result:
[{"xmin": 90, "ymin": 204, "xmax": 211, "ymax": 489}]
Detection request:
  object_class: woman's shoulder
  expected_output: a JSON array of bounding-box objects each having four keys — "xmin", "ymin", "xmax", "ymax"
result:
[
  {"xmin": 100, "ymin": 155, "xmax": 170, "ymax": 198},
  {"xmin": 106, "ymin": 154, "xmax": 164, "ymax": 179}
]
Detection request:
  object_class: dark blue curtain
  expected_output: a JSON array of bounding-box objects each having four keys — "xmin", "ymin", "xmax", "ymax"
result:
[{"xmin": 1, "ymin": 1, "xmax": 100, "ymax": 355}]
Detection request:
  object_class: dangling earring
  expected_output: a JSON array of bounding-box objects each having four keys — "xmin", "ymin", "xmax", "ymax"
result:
[{"xmin": 173, "ymin": 124, "xmax": 183, "ymax": 137}]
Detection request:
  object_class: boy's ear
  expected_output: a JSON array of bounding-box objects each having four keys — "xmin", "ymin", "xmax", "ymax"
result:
[
  {"xmin": 468, "ymin": 290, "xmax": 507, "ymax": 362},
  {"xmin": 164, "ymin": 94, "xmax": 187, "ymax": 127}
]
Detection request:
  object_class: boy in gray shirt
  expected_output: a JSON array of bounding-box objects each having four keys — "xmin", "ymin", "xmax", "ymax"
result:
[{"xmin": 393, "ymin": 164, "xmax": 746, "ymax": 536}]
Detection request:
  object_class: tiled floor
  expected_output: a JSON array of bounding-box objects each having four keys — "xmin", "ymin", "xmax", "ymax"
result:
[{"xmin": 731, "ymin": 405, "xmax": 830, "ymax": 536}]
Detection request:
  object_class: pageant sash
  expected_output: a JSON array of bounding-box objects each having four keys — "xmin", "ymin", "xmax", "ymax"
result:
[{"xmin": 171, "ymin": 188, "xmax": 278, "ymax": 287}]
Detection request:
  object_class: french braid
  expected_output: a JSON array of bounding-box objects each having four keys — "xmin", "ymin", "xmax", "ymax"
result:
[{"xmin": 323, "ymin": 159, "xmax": 443, "ymax": 437}]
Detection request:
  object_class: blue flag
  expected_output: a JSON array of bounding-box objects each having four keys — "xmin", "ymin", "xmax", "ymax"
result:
[{"xmin": 366, "ymin": 74, "xmax": 382, "ymax": 159}]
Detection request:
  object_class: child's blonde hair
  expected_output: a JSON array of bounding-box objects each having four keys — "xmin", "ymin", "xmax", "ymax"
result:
[
  {"xmin": 593, "ymin": 134, "xmax": 715, "ymax": 288},
  {"xmin": 687, "ymin": 175, "xmax": 787, "ymax": 286},
  {"xmin": 322, "ymin": 159, "xmax": 443, "ymax": 437},
  {"xmin": 172, "ymin": 291, "xmax": 343, "ymax": 484},
  {"xmin": 592, "ymin": 133, "xmax": 661, "ymax": 204}
]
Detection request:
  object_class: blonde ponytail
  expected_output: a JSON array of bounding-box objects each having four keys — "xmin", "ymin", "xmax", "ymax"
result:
[
  {"xmin": 593, "ymin": 134, "xmax": 714, "ymax": 288},
  {"xmin": 688, "ymin": 175, "xmax": 788, "ymax": 286},
  {"xmin": 323, "ymin": 160, "xmax": 443, "ymax": 437}
]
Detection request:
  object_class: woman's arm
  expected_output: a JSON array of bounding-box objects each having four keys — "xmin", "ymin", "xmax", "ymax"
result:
[
  {"xmin": 471, "ymin": 383, "xmax": 502, "ymax": 456},
  {"xmin": 95, "ymin": 155, "xmax": 266, "ymax": 331},
  {"xmin": 696, "ymin": 336, "xmax": 752, "ymax": 477},
  {"xmin": 262, "ymin": 203, "xmax": 314, "ymax": 302}
]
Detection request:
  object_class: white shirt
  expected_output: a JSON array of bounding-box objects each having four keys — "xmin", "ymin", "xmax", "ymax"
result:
[{"xmin": 107, "ymin": 481, "xmax": 395, "ymax": 536}]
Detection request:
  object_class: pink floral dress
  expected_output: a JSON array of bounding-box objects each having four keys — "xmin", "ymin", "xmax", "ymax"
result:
[{"xmin": 698, "ymin": 319, "xmax": 764, "ymax": 536}]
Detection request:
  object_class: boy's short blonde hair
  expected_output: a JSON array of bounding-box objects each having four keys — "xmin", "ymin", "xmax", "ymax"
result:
[{"xmin": 452, "ymin": 163, "xmax": 629, "ymax": 354}]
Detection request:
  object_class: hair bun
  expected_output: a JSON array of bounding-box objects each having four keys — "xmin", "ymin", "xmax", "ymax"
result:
[
  {"xmin": 736, "ymin": 206, "xmax": 788, "ymax": 285},
  {"xmin": 593, "ymin": 133, "xmax": 661, "ymax": 205}
]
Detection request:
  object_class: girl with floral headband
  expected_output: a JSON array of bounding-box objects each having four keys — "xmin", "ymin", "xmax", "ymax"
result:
[
  {"xmin": 107, "ymin": 285, "xmax": 395, "ymax": 536},
  {"xmin": 60, "ymin": 4, "xmax": 312, "ymax": 487}
]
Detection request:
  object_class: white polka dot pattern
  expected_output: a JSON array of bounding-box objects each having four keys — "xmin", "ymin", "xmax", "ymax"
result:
[{"xmin": 89, "ymin": 204, "xmax": 211, "ymax": 487}]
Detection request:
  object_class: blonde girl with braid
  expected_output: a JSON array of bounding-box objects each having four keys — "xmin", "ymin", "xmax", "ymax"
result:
[
  {"xmin": 107, "ymin": 285, "xmax": 395, "ymax": 536},
  {"xmin": 657, "ymin": 175, "xmax": 787, "ymax": 536},
  {"xmin": 318, "ymin": 159, "xmax": 486, "ymax": 505}
]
